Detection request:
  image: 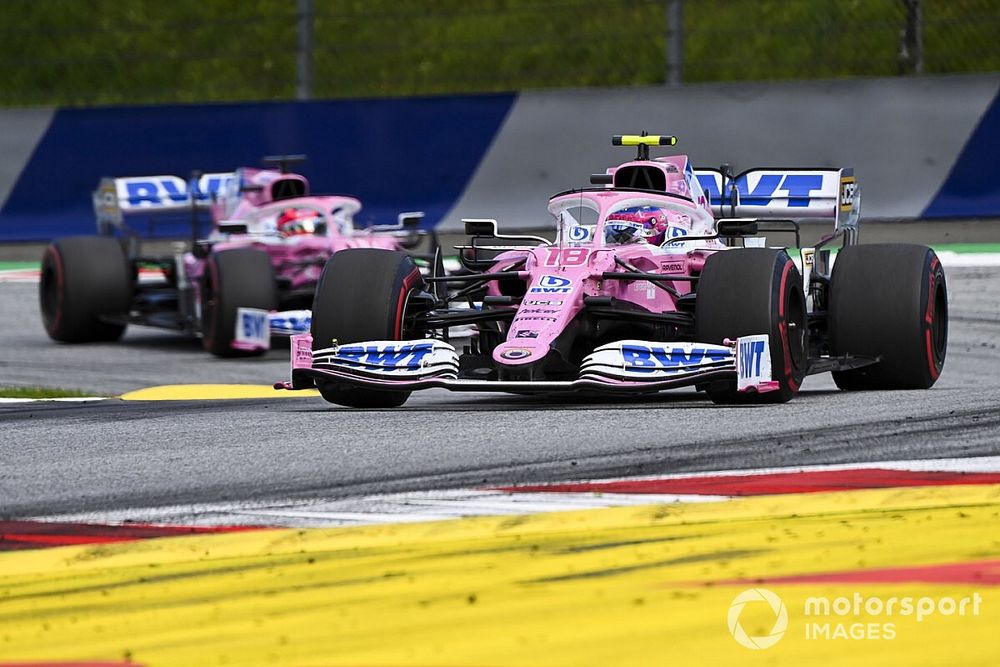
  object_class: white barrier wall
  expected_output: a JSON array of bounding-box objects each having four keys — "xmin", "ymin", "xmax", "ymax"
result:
[
  {"xmin": 0, "ymin": 108, "xmax": 54, "ymax": 209},
  {"xmin": 439, "ymin": 74, "xmax": 1000, "ymax": 229},
  {"xmin": 1, "ymin": 74, "xmax": 997, "ymax": 241}
]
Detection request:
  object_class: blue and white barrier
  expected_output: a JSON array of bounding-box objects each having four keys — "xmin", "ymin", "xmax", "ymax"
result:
[{"xmin": 0, "ymin": 74, "xmax": 998, "ymax": 242}]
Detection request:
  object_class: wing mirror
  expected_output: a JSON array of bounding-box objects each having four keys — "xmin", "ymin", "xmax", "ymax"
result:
[
  {"xmin": 398, "ymin": 211, "xmax": 424, "ymax": 228},
  {"xmin": 463, "ymin": 218, "xmax": 499, "ymax": 237},
  {"xmin": 716, "ymin": 218, "xmax": 759, "ymax": 237},
  {"xmin": 217, "ymin": 220, "xmax": 249, "ymax": 235}
]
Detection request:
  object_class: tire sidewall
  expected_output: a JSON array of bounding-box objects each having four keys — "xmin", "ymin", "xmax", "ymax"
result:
[
  {"xmin": 772, "ymin": 254, "xmax": 808, "ymax": 400},
  {"xmin": 201, "ymin": 247, "xmax": 277, "ymax": 357},
  {"xmin": 310, "ymin": 249, "xmax": 423, "ymax": 408},
  {"xmin": 695, "ymin": 248, "xmax": 807, "ymax": 403},
  {"xmin": 39, "ymin": 236, "xmax": 131, "ymax": 343},
  {"xmin": 829, "ymin": 244, "xmax": 947, "ymax": 390}
]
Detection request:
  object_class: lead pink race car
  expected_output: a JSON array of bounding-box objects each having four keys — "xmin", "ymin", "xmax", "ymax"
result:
[
  {"xmin": 40, "ymin": 156, "xmax": 429, "ymax": 357},
  {"xmin": 277, "ymin": 134, "xmax": 948, "ymax": 407}
]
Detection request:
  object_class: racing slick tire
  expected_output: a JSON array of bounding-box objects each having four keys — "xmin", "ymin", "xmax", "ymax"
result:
[
  {"xmin": 311, "ymin": 248, "xmax": 424, "ymax": 408},
  {"xmin": 695, "ymin": 248, "xmax": 808, "ymax": 404},
  {"xmin": 201, "ymin": 248, "xmax": 277, "ymax": 358},
  {"xmin": 829, "ymin": 244, "xmax": 947, "ymax": 390},
  {"xmin": 39, "ymin": 236, "xmax": 131, "ymax": 343}
]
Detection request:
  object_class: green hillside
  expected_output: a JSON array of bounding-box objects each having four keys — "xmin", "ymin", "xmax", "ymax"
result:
[{"xmin": 1, "ymin": 0, "xmax": 997, "ymax": 107}]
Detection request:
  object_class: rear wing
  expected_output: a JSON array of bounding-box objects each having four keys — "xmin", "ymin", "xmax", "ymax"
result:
[
  {"xmin": 693, "ymin": 168, "xmax": 860, "ymax": 232},
  {"xmin": 93, "ymin": 173, "xmax": 237, "ymax": 230}
]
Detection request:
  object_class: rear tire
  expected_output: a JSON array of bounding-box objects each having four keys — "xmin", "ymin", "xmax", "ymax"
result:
[
  {"xmin": 695, "ymin": 248, "xmax": 808, "ymax": 404},
  {"xmin": 39, "ymin": 236, "xmax": 131, "ymax": 343},
  {"xmin": 201, "ymin": 248, "xmax": 277, "ymax": 358},
  {"xmin": 311, "ymin": 248, "xmax": 424, "ymax": 408},
  {"xmin": 829, "ymin": 244, "xmax": 946, "ymax": 390}
]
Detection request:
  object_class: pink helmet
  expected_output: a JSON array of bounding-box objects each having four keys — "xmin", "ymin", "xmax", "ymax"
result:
[{"xmin": 604, "ymin": 205, "xmax": 669, "ymax": 245}]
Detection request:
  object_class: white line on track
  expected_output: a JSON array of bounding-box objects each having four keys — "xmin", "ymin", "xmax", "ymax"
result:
[
  {"xmin": 0, "ymin": 397, "xmax": 106, "ymax": 403},
  {"xmin": 29, "ymin": 455, "xmax": 1000, "ymax": 529}
]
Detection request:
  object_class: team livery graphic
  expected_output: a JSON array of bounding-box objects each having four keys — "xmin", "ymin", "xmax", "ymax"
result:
[
  {"xmin": 276, "ymin": 134, "xmax": 947, "ymax": 406},
  {"xmin": 39, "ymin": 155, "xmax": 431, "ymax": 357}
]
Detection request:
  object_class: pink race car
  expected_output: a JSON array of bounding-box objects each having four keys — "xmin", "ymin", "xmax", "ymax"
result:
[
  {"xmin": 278, "ymin": 135, "xmax": 947, "ymax": 406},
  {"xmin": 40, "ymin": 156, "xmax": 429, "ymax": 357}
]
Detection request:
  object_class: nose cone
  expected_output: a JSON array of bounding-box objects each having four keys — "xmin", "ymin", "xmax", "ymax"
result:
[
  {"xmin": 493, "ymin": 270, "xmax": 587, "ymax": 367},
  {"xmin": 493, "ymin": 340, "xmax": 550, "ymax": 366}
]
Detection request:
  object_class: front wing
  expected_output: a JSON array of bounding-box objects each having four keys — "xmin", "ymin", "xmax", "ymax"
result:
[
  {"xmin": 231, "ymin": 308, "xmax": 311, "ymax": 352},
  {"xmin": 275, "ymin": 335, "xmax": 779, "ymax": 396}
]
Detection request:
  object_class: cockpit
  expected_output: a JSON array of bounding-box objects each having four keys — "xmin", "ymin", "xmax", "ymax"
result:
[{"xmin": 549, "ymin": 193, "xmax": 703, "ymax": 248}]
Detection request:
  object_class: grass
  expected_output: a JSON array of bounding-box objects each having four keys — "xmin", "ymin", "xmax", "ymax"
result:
[
  {"xmin": 0, "ymin": 0, "xmax": 997, "ymax": 107},
  {"xmin": 0, "ymin": 262, "xmax": 40, "ymax": 271},
  {"xmin": 929, "ymin": 243, "xmax": 1000, "ymax": 254},
  {"xmin": 0, "ymin": 386, "xmax": 98, "ymax": 399}
]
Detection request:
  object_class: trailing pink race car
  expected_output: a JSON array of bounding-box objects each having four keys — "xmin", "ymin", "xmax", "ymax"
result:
[
  {"xmin": 278, "ymin": 135, "xmax": 947, "ymax": 406},
  {"xmin": 39, "ymin": 156, "xmax": 430, "ymax": 357}
]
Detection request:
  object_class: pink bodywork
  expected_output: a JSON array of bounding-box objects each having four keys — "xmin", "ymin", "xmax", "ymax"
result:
[
  {"xmin": 278, "ymin": 152, "xmax": 785, "ymax": 396},
  {"xmin": 183, "ymin": 167, "xmax": 403, "ymax": 290},
  {"xmin": 485, "ymin": 154, "xmax": 725, "ymax": 369}
]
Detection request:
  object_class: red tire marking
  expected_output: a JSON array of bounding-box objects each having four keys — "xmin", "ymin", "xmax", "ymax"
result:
[
  {"xmin": 924, "ymin": 255, "xmax": 941, "ymax": 380},
  {"xmin": 0, "ymin": 521, "xmax": 261, "ymax": 552},
  {"xmin": 393, "ymin": 268, "xmax": 421, "ymax": 339},
  {"xmin": 776, "ymin": 259, "xmax": 798, "ymax": 392},
  {"xmin": 495, "ymin": 468, "xmax": 1000, "ymax": 497}
]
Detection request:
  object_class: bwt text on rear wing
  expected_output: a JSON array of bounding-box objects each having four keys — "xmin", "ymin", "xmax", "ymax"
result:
[
  {"xmin": 92, "ymin": 173, "xmax": 237, "ymax": 231},
  {"xmin": 694, "ymin": 167, "xmax": 860, "ymax": 234}
]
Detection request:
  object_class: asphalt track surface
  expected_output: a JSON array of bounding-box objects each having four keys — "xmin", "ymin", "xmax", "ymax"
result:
[{"xmin": 2, "ymin": 266, "xmax": 999, "ymax": 518}]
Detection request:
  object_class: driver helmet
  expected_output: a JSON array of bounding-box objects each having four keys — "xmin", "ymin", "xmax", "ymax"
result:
[
  {"xmin": 604, "ymin": 205, "xmax": 669, "ymax": 245},
  {"xmin": 276, "ymin": 207, "xmax": 318, "ymax": 237}
]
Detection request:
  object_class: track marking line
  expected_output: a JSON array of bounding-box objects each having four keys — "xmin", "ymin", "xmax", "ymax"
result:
[
  {"xmin": 0, "ymin": 520, "xmax": 263, "ymax": 552},
  {"xmin": 3, "ymin": 483, "xmax": 1000, "ymax": 666},
  {"xmin": 30, "ymin": 455, "xmax": 1000, "ymax": 528},
  {"xmin": 496, "ymin": 467, "xmax": 1000, "ymax": 496},
  {"xmin": 119, "ymin": 384, "xmax": 319, "ymax": 401},
  {"xmin": 0, "ymin": 397, "xmax": 106, "ymax": 404}
]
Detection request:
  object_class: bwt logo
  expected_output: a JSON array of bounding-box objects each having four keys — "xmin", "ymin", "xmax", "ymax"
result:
[
  {"xmin": 739, "ymin": 339, "xmax": 767, "ymax": 378},
  {"xmin": 529, "ymin": 275, "xmax": 573, "ymax": 294},
  {"xmin": 622, "ymin": 345, "xmax": 730, "ymax": 371},
  {"xmin": 334, "ymin": 343, "xmax": 433, "ymax": 368},
  {"xmin": 270, "ymin": 314, "xmax": 311, "ymax": 333},
  {"xmin": 696, "ymin": 173, "xmax": 826, "ymax": 207},
  {"xmin": 117, "ymin": 173, "xmax": 236, "ymax": 209},
  {"xmin": 239, "ymin": 311, "xmax": 267, "ymax": 340}
]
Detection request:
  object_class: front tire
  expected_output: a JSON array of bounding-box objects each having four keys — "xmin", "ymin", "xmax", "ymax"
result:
[
  {"xmin": 311, "ymin": 249, "xmax": 424, "ymax": 408},
  {"xmin": 39, "ymin": 236, "xmax": 131, "ymax": 343},
  {"xmin": 695, "ymin": 248, "xmax": 808, "ymax": 404},
  {"xmin": 201, "ymin": 248, "xmax": 277, "ymax": 358},
  {"xmin": 829, "ymin": 244, "xmax": 946, "ymax": 390}
]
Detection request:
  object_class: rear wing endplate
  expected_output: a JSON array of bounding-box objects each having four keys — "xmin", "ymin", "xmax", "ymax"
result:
[
  {"xmin": 693, "ymin": 168, "xmax": 860, "ymax": 232},
  {"xmin": 93, "ymin": 172, "xmax": 238, "ymax": 229}
]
